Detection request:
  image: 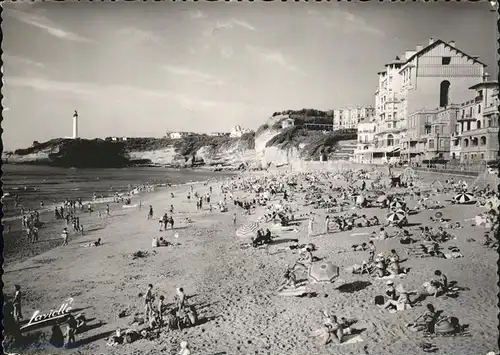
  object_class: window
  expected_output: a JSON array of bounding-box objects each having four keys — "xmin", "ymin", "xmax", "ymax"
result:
[
  {"xmin": 488, "ymin": 120, "xmax": 492, "ymax": 127},
  {"xmin": 435, "ymin": 126, "xmax": 440, "ymax": 134},
  {"xmin": 467, "ymin": 122, "xmax": 471, "ymax": 131},
  {"xmin": 387, "ymin": 134, "xmax": 394, "ymax": 146},
  {"xmin": 471, "ymin": 154, "xmax": 475, "ymax": 160},
  {"xmin": 464, "ymin": 154, "xmax": 468, "ymax": 160},
  {"xmin": 440, "ymin": 80, "xmax": 451, "ymax": 107},
  {"xmin": 452, "ymin": 153, "xmax": 456, "ymax": 159},
  {"xmin": 429, "ymin": 139, "xmax": 435, "ymax": 149},
  {"xmin": 480, "ymin": 136, "xmax": 487, "ymax": 145},
  {"xmin": 477, "ymin": 120, "xmax": 481, "ymax": 129},
  {"xmin": 454, "ymin": 139, "xmax": 459, "ymax": 146},
  {"xmin": 478, "ymin": 105, "xmax": 481, "ymax": 114},
  {"xmin": 472, "ymin": 138, "xmax": 478, "ymax": 146},
  {"xmin": 464, "ymin": 138, "xmax": 469, "ymax": 147},
  {"xmin": 442, "ymin": 57, "xmax": 451, "ymax": 65}
]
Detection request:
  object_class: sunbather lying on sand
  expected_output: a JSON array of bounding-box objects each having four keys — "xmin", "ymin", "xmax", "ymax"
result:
[{"xmin": 83, "ymin": 238, "xmax": 101, "ymax": 247}]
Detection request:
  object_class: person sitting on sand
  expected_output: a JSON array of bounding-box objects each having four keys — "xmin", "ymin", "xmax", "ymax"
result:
[
  {"xmin": 367, "ymin": 241, "xmax": 376, "ymax": 263},
  {"xmin": 379, "ymin": 227, "xmax": 388, "ymax": 240},
  {"xmin": 294, "ymin": 246, "xmax": 314, "ymax": 270},
  {"xmin": 380, "ymin": 288, "xmax": 412, "ymax": 312},
  {"xmin": 322, "ymin": 312, "xmax": 344, "ymax": 344},
  {"xmin": 390, "ymin": 249, "xmax": 400, "ymax": 262},
  {"xmin": 385, "ymin": 280, "xmax": 397, "ymax": 301},
  {"xmin": 408, "ymin": 303, "xmax": 441, "ymax": 333},
  {"xmin": 387, "ymin": 256, "xmax": 401, "ymax": 276},
  {"xmin": 277, "ymin": 266, "xmax": 297, "ymax": 291},
  {"xmin": 369, "ymin": 216, "xmax": 380, "ymax": 226},
  {"xmin": 372, "ymin": 258, "xmax": 386, "ymax": 278},
  {"xmin": 433, "ymin": 270, "xmax": 448, "ymax": 294}
]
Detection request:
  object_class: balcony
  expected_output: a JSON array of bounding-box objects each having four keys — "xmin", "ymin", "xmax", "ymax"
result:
[
  {"xmin": 451, "ymin": 131, "xmax": 462, "ymax": 138},
  {"xmin": 474, "ymin": 95, "xmax": 484, "ymax": 103},
  {"xmin": 460, "ymin": 126, "xmax": 499, "ymax": 137},
  {"xmin": 457, "ymin": 115, "xmax": 475, "ymax": 121},
  {"xmin": 483, "ymin": 104, "xmax": 499, "ymax": 116}
]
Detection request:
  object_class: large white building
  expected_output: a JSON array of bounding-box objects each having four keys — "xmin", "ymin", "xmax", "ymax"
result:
[
  {"xmin": 332, "ymin": 106, "xmax": 375, "ymax": 130},
  {"xmin": 367, "ymin": 38, "xmax": 487, "ymax": 164}
]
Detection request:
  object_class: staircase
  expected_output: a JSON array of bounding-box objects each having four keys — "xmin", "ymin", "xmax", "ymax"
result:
[{"xmin": 330, "ymin": 140, "xmax": 357, "ymax": 160}]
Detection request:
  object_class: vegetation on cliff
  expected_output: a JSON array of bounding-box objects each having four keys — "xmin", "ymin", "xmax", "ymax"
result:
[
  {"xmin": 173, "ymin": 135, "xmax": 236, "ymax": 157},
  {"xmin": 123, "ymin": 137, "xmax": 174, "ymax": 152}
]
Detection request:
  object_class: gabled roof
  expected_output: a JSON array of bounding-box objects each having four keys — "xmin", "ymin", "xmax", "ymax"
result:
[{"xmin": 405, "ymin": 39, "xmax": 486, "ymax": 66}]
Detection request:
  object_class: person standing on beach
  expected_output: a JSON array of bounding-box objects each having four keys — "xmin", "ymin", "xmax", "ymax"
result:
[
  {"xmin": 170, "ymin": 204, "xmax": 174, "ymax": 214},
  {"xmin": 13, "ymin": 285, "xmax": 23, "ymax": 323},
  {"xmin": 62, "ymin": 227, "xmax": 69, "ymax": 246},
  {"xmin": 144, "ymin": 284, "xmax": 154, "ymax": 321},
  {"xmin": 65, "ymin": 313, "xmax": 78, "ymax": 347},
  {"xmin": 87, "ymin": 203, "xmax": 92, "ymax": 216},
  {"xmin": 324, "ymin": 215, "xmax": 330, "ymax": 234},
  {"xmin": 138, "ymin": 200, "xmax": 142, "ymax": 211},
  {"xmin": 233, "ymin": 213, "xmax": 237, "ymax": 225},
  {"xmin": 148, "ymin": 206, "xmax": 154, "ymax": 220},
  {"xmin": 368, "ymin": 241, "xmax": 376, "ymax": 263},
  {"xmin": 308, "ymin": 216, "xmax": 315, "ymax": 238},
  {"xmin": 106, "ymin": 204, "xmax": 110, "ymax": 216}
]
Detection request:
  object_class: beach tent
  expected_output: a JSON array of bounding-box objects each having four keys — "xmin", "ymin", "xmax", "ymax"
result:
[
  {"xmin": 454, "ymin": 192, "xmax": 474, "ymax": 204},
  {"xmin": 308, "ymin": 262, "xmax": 339, "ymax": 283},
  {"xmin": 236, "ymin": 222, "xmax": 259, "ymax": 239},
  {"xmin": 386, "ymin": 210, "xmax": 407, "ymax": 224}
]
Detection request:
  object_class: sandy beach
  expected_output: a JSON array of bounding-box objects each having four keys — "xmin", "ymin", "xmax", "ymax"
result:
[{"xmin": 3, "ymin": 168, "xmax": 499, "ymax": 355}]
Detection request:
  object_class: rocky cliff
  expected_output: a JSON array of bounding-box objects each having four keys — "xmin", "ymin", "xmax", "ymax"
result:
[{"xmin": 3, "ymin": 125, "xmax": 356, "ymax": 169}]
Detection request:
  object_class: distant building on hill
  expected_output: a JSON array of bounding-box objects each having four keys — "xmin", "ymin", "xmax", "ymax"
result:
[
  {"xmin": 207, "ymin": 132, "xmax": 230, "ymax": 137},
  {"xmin": 331, "ymin": 106, "xmax": 375, "ymax": 130},
  {"xmin": 230, "ymin": 125, "xmax": 251, "ymax": 138},
  {"xmin": 281, "ymin": 118, "xmax": 295, "ymax": 129},
  {"xmin": 166, "ymin": 131, "xmax": 192, "ymax": 139}
]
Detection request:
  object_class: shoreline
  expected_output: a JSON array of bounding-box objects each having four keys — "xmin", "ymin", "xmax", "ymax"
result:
[{"xmin": 2, "ymin": 175, "xmax": 232, "ymax": 265}]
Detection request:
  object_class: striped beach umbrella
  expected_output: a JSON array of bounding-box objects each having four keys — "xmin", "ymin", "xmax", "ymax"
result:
[
  {"xmin": 308, "ymin": 261, "xmax": 339, "ymax": 283},
  {"xmin": 386, "ymin": 209, "xmax": 407, "ymax": 224},
  {"xmin": 389, "ymin": 199, "xmax": 406, "ymax": 210},
  {"xmin": 236, "ymin": 222, "xmax": 259, "ymax": 239},
  {"xmin": 454, "ymin": 192, "xmax": 474, "ymax": 204}
]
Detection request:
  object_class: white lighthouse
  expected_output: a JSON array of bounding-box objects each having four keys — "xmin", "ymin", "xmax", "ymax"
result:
[{"xmin": 72, "ymin": 110, "xmax": 79, "ymax": 139}]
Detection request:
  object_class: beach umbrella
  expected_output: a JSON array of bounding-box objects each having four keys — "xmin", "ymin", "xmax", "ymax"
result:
[
  {"xmin": 236, "ymin": 222, "xmax": 259, "ymax": 239},
  {"xmin": 308, "ymin": 261, "xmax": 340, "ymax": 283},
  {"xmin": 389, "ymin": 199, "xmax": 406, "ymax": 210},
  {"xmin": 454, "ymin": 192, "xmax": 474, "ymax": 204},
  {"xmin": 386, "ymin": 210, "xmax": 407, "ymax": 224}
]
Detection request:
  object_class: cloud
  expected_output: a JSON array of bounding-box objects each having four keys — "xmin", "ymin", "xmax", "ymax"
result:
[
  {"xmin": 163, "ymin": 65, "xmax": 225, "ymax": 86},
  {"xmin": 116, "ymin": 27, "xmax": 163, "ymax": 45},
  {"xmin": 6, "ymin": 9, "xmax": 92, "ymax": 42},
  {"xmin": 203, "ymin": 18, "xmax": 256, "ymax": 37},
  {"xmin": 3, "ymin": 54, "xmax": 44, "ymax": 68},
  {"xmin": 220, "ymin": 47, "xmax": 234, "ymax": 59},
  {"xmin": 189, "ymin": 10, "xmax": 207, "ymax": 20},
  {"xmin": 308, "ymin": 9, "xmax": 384, "ymax": 36},
  {"xmin": 6, "ymin": 76, "xmax": 258, "ymax": 112},
  {"xmin": 246, "ymin": 45, "xmax": 299, "ymax": 72}
]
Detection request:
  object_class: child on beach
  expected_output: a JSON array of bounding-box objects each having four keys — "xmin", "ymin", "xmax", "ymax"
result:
[
  {"xmin": 148, "ymin": 206, "xmax": 154, "ymax": 220},
  {"xmin": 62, "ymin": 227, "xmax": 69, "ymax": 246}
]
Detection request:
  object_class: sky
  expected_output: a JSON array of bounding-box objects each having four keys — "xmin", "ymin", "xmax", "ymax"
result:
[{"xmin": 2, "ymin": 1, "xmax": 497, "ymax": 150}]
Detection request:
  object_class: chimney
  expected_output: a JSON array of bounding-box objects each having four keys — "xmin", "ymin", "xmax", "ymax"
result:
[
  {"xmin": 449, "ymin": 40, "xmax": 455, "ymax": 47},
  {"xmin": 416, "ymin": 45, "xmax": 423, "ymax": 52},
  {"xmin": 429, "ymin": 37, "xmax": 435, "ymax": 45}
]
